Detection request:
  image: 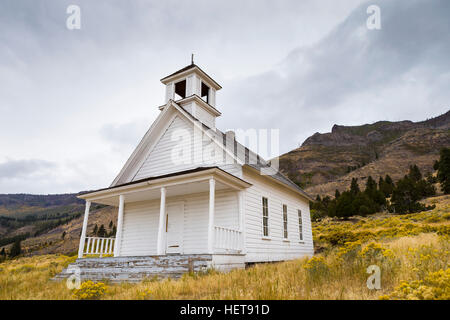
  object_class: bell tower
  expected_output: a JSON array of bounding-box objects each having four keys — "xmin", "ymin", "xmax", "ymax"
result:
[{"xmin": 160, "ymin": 62, "xmax": 222, "ymax": 129}]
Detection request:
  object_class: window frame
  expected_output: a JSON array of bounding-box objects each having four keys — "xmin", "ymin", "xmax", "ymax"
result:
[
  {"xmin": 282, "ymin": 204, "xmax": 288, "ymax": 240},
  {"xmin": 262, "ymin": 197, "xmax": 269, "ymax": 238},
  {"xmin": 298, "ymin": 209, "xmax": 303, "ymax": 242}
]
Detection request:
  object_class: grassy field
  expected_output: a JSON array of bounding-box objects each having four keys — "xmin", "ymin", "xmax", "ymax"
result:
[{"xmin": 0, "ymin": 196, "xmax": 449, "ymax": 300}]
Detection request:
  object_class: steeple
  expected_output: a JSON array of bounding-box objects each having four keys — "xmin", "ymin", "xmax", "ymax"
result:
[{"xmin": 160, "ymin": 63, "xmax": 222, "ymax": 129}]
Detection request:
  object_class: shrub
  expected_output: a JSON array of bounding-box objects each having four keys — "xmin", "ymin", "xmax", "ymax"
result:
[
  {"xmin": 303, "ymin": 256, "xmax": 329, "ymax": 281},
  {"xmin": 381, "ymin": 269, "xmax": 450, "ymax": 300},
  {"xmin": 358, "ymin": 242, "xmax": 393, "ymax": 264},
  {"xmin": 73, "ymin": 281, "xmax": 107, "ymax": 300},
  {"xmin": 337, "ymin": 240, "xmax": 362, "ymax": 262}
]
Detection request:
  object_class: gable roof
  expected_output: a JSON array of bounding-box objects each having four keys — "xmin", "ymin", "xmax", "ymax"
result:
[
  {"xmin": 110, "ymin": 99, "xmax": 312, "ymax": 201},
  {"xmin": 174, "ymin": 102, "xmax": 313, "ymax": 201}
]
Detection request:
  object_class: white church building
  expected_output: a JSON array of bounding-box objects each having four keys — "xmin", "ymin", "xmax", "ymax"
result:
[{"xmin": 57, "ymin": 63, "xmax": 314, "ymax": 281}]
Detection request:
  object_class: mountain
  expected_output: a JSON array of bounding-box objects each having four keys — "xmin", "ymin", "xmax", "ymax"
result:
[
  {"xmin": 0, "ymin": 193, "xmax": 116, "ymax": 255},
  {"xmin": 1, "ymin": 111, "xmax": 449, "ymax": 256},
  {"xmin": 279, "ymin": 110, "xmax": 450, "ymax": 197}
]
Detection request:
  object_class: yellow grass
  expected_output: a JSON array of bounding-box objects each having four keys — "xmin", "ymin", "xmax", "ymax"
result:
[{"xmin": 0, "ymin": 196, "xmax": 449, "ymax": 300}]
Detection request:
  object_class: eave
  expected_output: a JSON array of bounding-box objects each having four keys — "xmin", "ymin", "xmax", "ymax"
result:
[
  {"xmin": 158, "ymin": 95, "xmax": 222, "ymax": 117},
  {"xmin": 78, "ymin": 167, "xmax": 252, "ymax": 205},
  {"xmin": 160, "ymin": 64, "xmax": 222, "ymax": 90}
]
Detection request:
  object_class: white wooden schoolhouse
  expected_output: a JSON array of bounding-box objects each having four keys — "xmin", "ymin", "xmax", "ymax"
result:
[{"xmin": 57, "ymin": 63, "xmax": 314, "ymax": 282}]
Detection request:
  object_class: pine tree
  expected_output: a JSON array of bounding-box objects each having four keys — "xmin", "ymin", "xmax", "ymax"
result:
[
  {"xmin": 365, "ymin": 176, "xmax": 377, "ymax": 191},
  {"xmin": 109, "ymin": 220, "xmax": 113, "ymax": 229},
  {"xmin": 9, "ymin": 240, "xmax": 21, "ymax": 258},
  {"xmin": 61, "ymin": 231, "xmax": 66, "ymax": 239},
  {"xmin": 0, "ymin": 248, "xmax": 5, "ymax": 256},
  {"xmin": 408, "ymin": 165, "xmax": 422, "ymax": 182},
  {"xmin": 93, "ymin": 224, "xmax": 98, "ymax": 236},
  {"xmin": 98, "ymin": 225, "xmax": 107, "ymax": 237},
  {"xmin": 389, "ymin": 172, "xmax": 435, "ymax": 214},
  {"xmin": 334, "ymin": 192, "xmax": 354, "ymax": 218},
  {"xmin": 385, "ymin": 174, "xmax": 394, "ymax": 186},
  {"xmin": 350, "ymin": 178, "xmax": 360, "ymax": 195},
  {"xmin": 335, "ymin": 189, "xmax": 341, "ymax": 199},
  {"xmin": 436, "ymin": 147, "xmax": 450, "ymax": 194},
  {"xmin": 380, "ymin": 175, "xmax": 395, "ymax": 197},
  {"xmin": 378, "ymin": 176, "xmax": 384, "ymax": 188}
]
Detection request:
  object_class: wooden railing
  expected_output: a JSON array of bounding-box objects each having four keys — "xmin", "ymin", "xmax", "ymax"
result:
[
  {"xmin": 83, "ymin": 237, "xmax": 115, "ymax": 257},
  {"xmin": 214, "ymin": 226, "xmax": 242, "ymax": 252}
]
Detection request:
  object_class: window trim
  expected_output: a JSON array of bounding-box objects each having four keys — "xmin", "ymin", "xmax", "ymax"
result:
[
  {"xmin": 282, "ymin": 204, "xmax": 288, "ymax": 240},
  {"xmin": 298, "ymin": 209, "xmax": 303, "ymax": 242},
  {"xmin": 262, "ymin": 196, "xmax": 269, "ymax": 238}
]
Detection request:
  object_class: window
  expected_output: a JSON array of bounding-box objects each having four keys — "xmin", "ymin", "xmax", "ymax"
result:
[
  {"xmin": 262, "ymin": 197, "xmax": 269, "ymax": 237},
  {"xmin": 201, "ymin": 82, "xmax": 210, "ymax": 103},
  {"xmin": 283, "ymin": 204, "xmax": 288, "ymax": 239},
  {"xmin": 298, "ymin": 209, "xmax": 303, "ymax": 241},
  {"xmin": 174, "ymin": 79, "xmax": 186, "ymax": 100}
]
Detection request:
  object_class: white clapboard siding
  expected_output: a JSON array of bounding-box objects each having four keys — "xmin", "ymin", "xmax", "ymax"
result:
[
  {"xmin": 134, "ymin": 116, "xmax": 197, "ymax": 180},
  {"xmin": 120, "ymin": 200, "xmax": 160, "ymax": 256},
  {"xmin": 133, "ymin": 115, "xmax": 241, "ymax": 181},
  {"xmin": 118, "ymin": 190, "xmax": 239, "ymax": 256},
  {"xmin": 194, "ymin": 103, "xmax": 215, "ymax": 129},
  {"xmin": 180, "ymin": 190, "xmax": 240, "ymax": 254},
  {"xmin": 242, "ymin": 169, "xmax": 314, "ymax": 263}
]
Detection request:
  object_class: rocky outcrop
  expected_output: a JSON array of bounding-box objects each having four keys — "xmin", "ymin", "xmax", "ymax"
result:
[{"xmin": 279, "ymin": 110, "xmax": 450, "ymax": 194}]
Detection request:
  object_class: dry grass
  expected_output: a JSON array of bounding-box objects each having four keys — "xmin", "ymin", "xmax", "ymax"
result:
[{"xmin": 0, "ymin": 196, "xmax": 449, "ymax": 300}]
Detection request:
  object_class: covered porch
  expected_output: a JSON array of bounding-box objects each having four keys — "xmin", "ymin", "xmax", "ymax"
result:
[{"xmin": 77, "ymin": 167, "xmax": 251, "ymax": 260}]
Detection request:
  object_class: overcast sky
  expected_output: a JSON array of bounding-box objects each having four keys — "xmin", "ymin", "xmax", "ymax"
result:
[{"xmin": 1, "ymin": 0, "xmax": 449, "ymax": 194}]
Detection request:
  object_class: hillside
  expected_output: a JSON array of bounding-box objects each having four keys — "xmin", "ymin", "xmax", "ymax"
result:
[
  {"xmin": 1, "ymin": 111, "xmax": 449, "ymax": 256},
  {"xmin": 1, "ymin": 195, "xmax": 448, "ymax": 300},
  {"xmin": 0, "ymin": 193, "xmax": 116, "ymax": 255},
  {"xmin": 279, "ymin": 110, "xmax": 450, "ymax": 196}
]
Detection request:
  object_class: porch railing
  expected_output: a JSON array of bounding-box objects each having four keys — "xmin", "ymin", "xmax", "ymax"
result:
[
  {"xmin": 83, "ymin": 237, "xmax": 115, "ymax": 257},
  {"xmin": 214, "ymin": 226, "xmax": 242, "ymax": 252}
]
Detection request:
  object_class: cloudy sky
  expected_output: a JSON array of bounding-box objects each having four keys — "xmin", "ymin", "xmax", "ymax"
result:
[{"xmin": 1, "ymin": 0, "xmax": 449, "ymax": 194}]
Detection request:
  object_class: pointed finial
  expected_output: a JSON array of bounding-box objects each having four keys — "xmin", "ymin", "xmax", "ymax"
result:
[{"xmin": 191, "ymin": 53, "xmax": 194, "ymax": 65}]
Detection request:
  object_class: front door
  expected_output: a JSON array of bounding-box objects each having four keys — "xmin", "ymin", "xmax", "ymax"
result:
[{"xmin": 166, "ymin": 203, "xmax": 183, "ymax": 254}]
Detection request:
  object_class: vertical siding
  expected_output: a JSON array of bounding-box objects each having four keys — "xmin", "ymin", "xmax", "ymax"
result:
[{"xmin": 242, "ymin": 169, "xmax": 314, "ymax": 263}]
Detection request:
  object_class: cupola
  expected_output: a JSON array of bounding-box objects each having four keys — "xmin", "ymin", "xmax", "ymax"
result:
[{"xmin": 160, "ymin": 62, "xmax": 222, "ymax": 129}]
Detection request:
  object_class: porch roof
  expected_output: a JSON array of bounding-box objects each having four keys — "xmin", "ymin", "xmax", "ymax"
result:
[{"xmin": 78, "ymin": 167, "xmax": 252, "ymax": 206}]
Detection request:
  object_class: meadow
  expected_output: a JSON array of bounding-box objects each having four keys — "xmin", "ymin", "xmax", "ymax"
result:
[{"xmin": 0, "ymin": 195, "xmax": 449, "ymax": 300}]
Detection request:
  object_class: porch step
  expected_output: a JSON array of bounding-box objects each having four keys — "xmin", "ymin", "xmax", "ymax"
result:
[{"xmin": 53, "ymin": 254, "xmax": 212, "ymax": 283}]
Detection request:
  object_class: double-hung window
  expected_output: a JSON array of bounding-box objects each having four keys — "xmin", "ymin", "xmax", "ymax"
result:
[
  {"xmin": 298, "ymin": 209, "xmax": 303, "ymax": 241},
  {"xmin": 283, "ymin": 204, "xmax": 288, "ymax": 239},
  {"xmin": 262, "ymin": 197, "xmax": 269, "ymax": 237}
]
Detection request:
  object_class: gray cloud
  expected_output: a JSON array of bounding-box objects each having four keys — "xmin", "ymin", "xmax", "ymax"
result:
[
  {"xmin": 100, "ymin": 120, "xmax": 149, "ymax": 152},
  {"xmin": 219, "ymin": 0, "xmax": 450, "ymax": 153},
  {"xmin": 0, "ymin": 0, "xmax": 448, "ymax": 193},
  {"xmin": 0, "ymin": 159, "xmax": 56, "ymax": 180}
]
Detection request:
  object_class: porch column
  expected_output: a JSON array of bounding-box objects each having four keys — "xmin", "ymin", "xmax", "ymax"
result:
[
  {"xmin": 113, "ymin": 194, "xmax": 125, "ymax": 257},
  {"xmin": 157, "ymin": 187, "xmax": 166, "ymax": 255},
  {"xmin": 78, "ymin": 200, "xmax": 91, "ymax": 258},
  {"xmin": 208, "ymin": 178, "xmax": 215, "ymax": 254}
]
